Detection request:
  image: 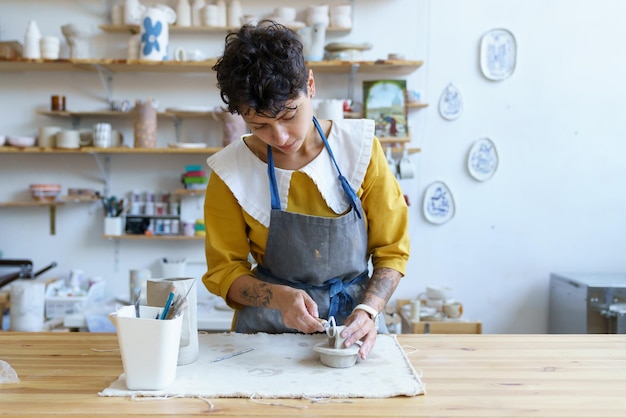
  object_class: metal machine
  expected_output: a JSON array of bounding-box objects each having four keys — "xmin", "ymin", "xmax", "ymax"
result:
[{"xmin": 548, "ymin": 272, "xmax": 626, "ymax": 334}]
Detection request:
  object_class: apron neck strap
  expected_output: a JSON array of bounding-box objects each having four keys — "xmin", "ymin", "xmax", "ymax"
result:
[{"xmin": 267, "ymin": 117, "xmax": 361, "ymax": 218}]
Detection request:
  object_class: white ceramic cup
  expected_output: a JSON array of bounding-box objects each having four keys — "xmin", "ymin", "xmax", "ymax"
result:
[
  {"xmin": 275, "ymin": 7, "xmax": 296, "ymax": 23},
  {"xmin": 397, "ymin": 148, "xmax": 415, "ymax": 179},
  {"xmin": 55, "ymin": 129, "xmax": 81, "ymax": 149},
  {"xmin": 330, "ymin": 4, "xmax": 352, "ymax": 28},
  {"xmin": 307, "ymin": 5, "xmax": 330, "ymax": 26},
  {"xmin": 40, "ymin": 36, "xmax": 60, "ymax": 59},
  {"xmin": 93, "ymin": 123, "xmax": 112, "ymax": 148},
  {"xmin": 38, "ymin": 126, "xmax": 61, "ymax": 148},
  {"xmin": 316, "ymin": 99, "xmax": 344, "ymax": 120},
  {"xmin": 203, "ymin": 4, "xmax": 220, "ymax": 27}
]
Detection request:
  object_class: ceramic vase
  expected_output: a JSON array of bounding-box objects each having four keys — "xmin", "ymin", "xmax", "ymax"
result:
[
  {"xmin": 124, "ymin": 0, "xmax": 146, "ymax": 25},
  {"xmin": 23, "ymin": 20, "xmax": 41, "ymax": 59},
  {"xmin": 134, "ymin": 99, "xmax": 157, "ymax": 148},
  {"xmin": 298, "ymin": 23, "xmax": 327, "ymax": 61},
  {"xmin": 176, "ymin": 0, "xmax": 191, "ymax": 27},
  {"xmin": 61, "ymin": 23, "xmax": 93, "ymax": 59},
  {"xmin": 227, "ymin": 0, "xmax": 242, "ymax": 28},
  {"xmin": 191, "ymin": 0, "xmax": 206, "ymax": 26},
  {"xmin": 139, "ymin": 5, "xmax": 176, "ymax": 61},
  {"xmin": 216, "ymin": 0, "xmax": 227, "ymax": 27}
]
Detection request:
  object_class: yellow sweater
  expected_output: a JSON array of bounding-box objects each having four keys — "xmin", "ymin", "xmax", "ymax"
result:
[{"xmin": 202, "ymin": 135, "xmax": 410, "ymax": 303}]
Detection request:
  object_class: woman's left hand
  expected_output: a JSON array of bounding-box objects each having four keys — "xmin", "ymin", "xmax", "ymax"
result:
[{"xmin": 341, "ymin": 310, "xmax": 378, "ymax": 360}]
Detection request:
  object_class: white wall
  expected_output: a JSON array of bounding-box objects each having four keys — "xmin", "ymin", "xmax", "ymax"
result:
[{"xmin": 1, "ymin": 0, "xmax": 625, "ymax": 333}]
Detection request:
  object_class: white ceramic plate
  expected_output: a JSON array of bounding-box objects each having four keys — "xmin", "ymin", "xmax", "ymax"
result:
[
  {"xmin": 467, "ymin": 137, "xmax": 498, "ymax": 181},
  {"xmin": 480, "ymin": 28, "xmax": 516, "ymax": 81},
  {"xmin": 168, "ymin": 142, "xmax": 208, "ymax": 149},
  {"xmin": 438, "ymin": 83, "xmax": 463, "ymax": 121},
  {"xmin": 422, "ymin": 181, "xmax": 455, "ymax": 225}
]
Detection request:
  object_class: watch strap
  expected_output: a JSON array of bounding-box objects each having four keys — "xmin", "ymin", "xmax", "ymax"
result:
[{"xmin": 353, "ymin": 303, "xmax": 378, "ymax": 319}]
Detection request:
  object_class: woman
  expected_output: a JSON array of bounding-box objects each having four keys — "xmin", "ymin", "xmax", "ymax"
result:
[{"xmin": 202, "ymin": 21, "xmax": 409, "ymax": 360}]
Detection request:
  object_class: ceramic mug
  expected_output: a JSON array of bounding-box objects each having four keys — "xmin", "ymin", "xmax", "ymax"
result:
[
  {"xmin": 55, "ymin": 129, "xmax": 81, "ymax": 149},
  {"xmin": 38, "ymin": 126, "xmax": 61, "ymax": 148},
  {"xmin": 386, "ymin": 146, "xmax": 398, "ymax": 178},
  {"xmin": 93, "ymin": 123, "xmax": 112, "ymax": 148},
  {"xmin": 175, "ymin": 47, "xmax": 205, "ymax": 62},
  {"xmin": 443, "ymin": 302, "xmax": 463, "ymax": 318},
  {"xmin": 397, "ymin": 148, "xmax": 415, "ymax": 179}
]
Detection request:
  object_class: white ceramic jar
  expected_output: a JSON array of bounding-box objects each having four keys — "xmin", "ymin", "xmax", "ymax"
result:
[
  {"xmin": 139, "ymin": 5, "xmax": 176, "ymax": 61},
  {"xmin": 23, "ymin": 20, "xmax": 41, "ymax": 59}
]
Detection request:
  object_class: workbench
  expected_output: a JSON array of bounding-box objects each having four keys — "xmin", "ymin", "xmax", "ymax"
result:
[{"xmin": 0, "ymin": 333, "xmax": 625, "ymax": 417}]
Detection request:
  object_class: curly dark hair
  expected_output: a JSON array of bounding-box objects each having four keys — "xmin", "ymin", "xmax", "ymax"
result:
[{"xmin": 212, "ymin": 20, "xmax": 309, "ymax": 118}]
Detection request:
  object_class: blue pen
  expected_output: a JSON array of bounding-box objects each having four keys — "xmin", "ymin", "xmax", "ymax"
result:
[{"xmin": 160, "ymin": 292, "xmax": 175, "ymax": 320}]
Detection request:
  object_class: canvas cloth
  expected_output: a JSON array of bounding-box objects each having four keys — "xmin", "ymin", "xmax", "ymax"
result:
[{"xmin": 99, "ymin": 333, "xmax": 424, "ymax": 399}]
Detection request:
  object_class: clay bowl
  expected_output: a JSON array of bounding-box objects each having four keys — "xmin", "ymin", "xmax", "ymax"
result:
[{"xmin": 313, "ymin": 342, "xmax": 360, "ymax": 368}]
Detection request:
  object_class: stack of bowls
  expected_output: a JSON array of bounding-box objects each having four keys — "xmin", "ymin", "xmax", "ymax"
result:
[{"xmin": 30, "ymin": 184, "xmax": 62, "ymax": 202}]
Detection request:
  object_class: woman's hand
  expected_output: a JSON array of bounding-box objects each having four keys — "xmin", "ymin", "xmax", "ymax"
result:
[
  {"xmin": 341, "ymin": 310, "xmax": 378, "ymax": 360},
  {"xmin": 275, "ymin": 286, "xmax": 325, "ymax": 334}
]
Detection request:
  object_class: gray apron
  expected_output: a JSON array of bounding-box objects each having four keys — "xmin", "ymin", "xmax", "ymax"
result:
[{"xmin": 234, "ymin": 117, "xmax": 383, "ymax": 333}]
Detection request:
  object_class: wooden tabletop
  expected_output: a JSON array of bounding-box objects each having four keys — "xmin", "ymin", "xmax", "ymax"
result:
[{"xmin": 0, "ymin": 332, "xmax": 625, "ymax": 417}]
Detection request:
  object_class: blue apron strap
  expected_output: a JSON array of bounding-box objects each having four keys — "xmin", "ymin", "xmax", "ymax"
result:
[
  {"xmin": 257, "ymin": 265, "xmax": 368, "ymax": 320},
  {"xmin": 312, "ymin": 117, "xmax": 362, "ymax": 219},
  {"xmin": 267, "ymin": 144, "xmax": 281, "ymax": 210},
  {"xmin": 266, "ymin": 117, "xmax": 362, "ymax": 217}
]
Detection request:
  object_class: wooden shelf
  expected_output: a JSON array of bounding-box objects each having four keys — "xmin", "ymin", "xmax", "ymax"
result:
[
  {"xmin": 174, "ymin": 188, "xmax": 206, "ymax": 196},
  {"xmin": 38, "ymin": 109, "xmax": 219, "ymax": 119},
  {"xmin": 0, "ymin": 146, "xmax": 222, "ymax": 154},
  {"xmin": 0, "ymin": 196, "xmax": 99, "ymax": 235},
  {"xmin": 406, "ymin": 102, "xmax": 429, "ymax": 109},
  {"xmin": 0, "ymin": 58, "xmax": 422, "ymax": 75},
  {"xmin": 103, "ymin": 234, "xmax": 204, "ymax": 241},
  {"xmin": 99, "ymin": 24, "xmax": 350, "ymax": 35}
]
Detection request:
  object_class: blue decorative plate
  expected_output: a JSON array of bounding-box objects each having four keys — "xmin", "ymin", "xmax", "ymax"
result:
[
  {"xmin": 422, "ymin": 181, "xmax": 455, "ymax": 225},
  {"xmin": 467, "ymin": 137, "xmax": 498, "ymax": 181},
  {"xmin": 480, "ymin": 28, "xmax": 516, "ymax": 81},
  {"xmin": 438, "ymin": 83, "xmax": 463, "ymax": 121}
]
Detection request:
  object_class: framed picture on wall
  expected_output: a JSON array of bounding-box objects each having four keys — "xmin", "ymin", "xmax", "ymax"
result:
[{"xmin": 363, "ymin": 79, "xmax": 408, "ymax": 139}]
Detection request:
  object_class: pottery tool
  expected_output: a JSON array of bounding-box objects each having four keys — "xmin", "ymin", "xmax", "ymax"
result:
[
  {"xmin": 159, "ymin": 291, "xmax": 175, "ymax": 320},
  {"xmin": 211, "ymin": 348, "xmax": 254, "ymax": 363}
]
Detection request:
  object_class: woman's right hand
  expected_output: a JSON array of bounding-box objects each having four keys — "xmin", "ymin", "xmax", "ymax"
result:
[{"xmin": 276, "ymin": 287, "xmax": 325, "ymax": 334}]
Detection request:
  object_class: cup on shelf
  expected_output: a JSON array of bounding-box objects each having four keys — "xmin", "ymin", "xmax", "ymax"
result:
[
  {"xmin": 104, "ymin": 216, "xmax": 123, "ymax": 236},
  {"xmin": 55, "ymin": 129, "xmax": 80, "ymax": 149},
  {"xmin": 93, "ymin": 123, "xmax": 112, "ymax": 148},
  {"xmin": 40, "ymin": 36, "xmax": 60, "ymax": 60},
  {"xmin": 38, "ymin": 126, "xmax": 61, "ymax": 148}
]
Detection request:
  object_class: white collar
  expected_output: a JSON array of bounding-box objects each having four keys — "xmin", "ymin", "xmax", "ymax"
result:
[{"xmin": 206, "ymin": 119, "xmax": 374, "ymax": 227}]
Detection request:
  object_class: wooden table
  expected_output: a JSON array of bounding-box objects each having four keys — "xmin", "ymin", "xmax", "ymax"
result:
[{"xmin": 1, "ymin": 333, "xmax": 625, "ymax": 417}]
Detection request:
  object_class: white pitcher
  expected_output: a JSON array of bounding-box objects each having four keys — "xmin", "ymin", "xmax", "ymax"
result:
[{"xmin": 139, "ymin": 5, "xmax": 177, "ymax": 61}]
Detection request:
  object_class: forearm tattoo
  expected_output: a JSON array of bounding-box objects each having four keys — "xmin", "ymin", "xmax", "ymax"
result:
[
  {"xmin": 240, "ymin": 282, "xmax": 273, "ymax": 307},
  {"xmin": 362, "ymin": 267, "xmax": 401, "ymax": 308}
]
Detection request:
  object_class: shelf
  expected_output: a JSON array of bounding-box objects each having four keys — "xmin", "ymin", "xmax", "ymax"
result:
[
  {"xmin": 0, "ymin": 196, "xmax": 99, "ymax": 235},
  {"xmin": 0, "ymin": 146, "xmax": 222, "ymax": 154},
  {"xmin": 406, "ymin": 102, "xmax": 429, "ymax": 109},
  {"xmin": 99, "ymin": 24, "xmax": 350, "ymax": 35},
  {"xmin": 0, "ymin": 58, "xmax": 422, "ymax": 75},
  {"xmin": 38, "ymin": 109, "xmax": 219, "ymax": 119},
  {"xmin": 103, "ymin": 234, "xmax": 204, "ymax": 241},
  {"xmin": 174, "ymin": 188, "xmax": 206, "ymax": 196}
]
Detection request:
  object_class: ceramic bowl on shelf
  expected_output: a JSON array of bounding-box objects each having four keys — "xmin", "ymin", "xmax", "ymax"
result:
[
  {"xmin": 30, "ymin": 184, "xmax": 62, "ymax": 202},
  {"xmin": 7, "ymin": 135, "xmax": 36, "ymax": 148}
]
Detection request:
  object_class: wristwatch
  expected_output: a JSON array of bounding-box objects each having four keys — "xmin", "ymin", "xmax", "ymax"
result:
[{"xmin": 353, "ymin": 304, "xmax": 380, "ymax": 329}]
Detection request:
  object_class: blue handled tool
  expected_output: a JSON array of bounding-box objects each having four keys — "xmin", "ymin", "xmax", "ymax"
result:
[{"xmin": 159, "ymin": 291, "xmax": 175, "ymax": 320}]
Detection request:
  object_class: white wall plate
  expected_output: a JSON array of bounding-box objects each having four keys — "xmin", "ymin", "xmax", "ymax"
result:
[
  {"xmin": 422, "ymin": 181, "xmax": 455, "ymax": 224},
  {"xmin": 438, "ymin": 83, "xmax": 463, "ymax": 121},
  {"xmin": 480, "ymin": 28, "xmax": 516, "ymax": 81},
  {"xmin": 467, "ymin": 137, "xmax": 498, "ymax": 181}
]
